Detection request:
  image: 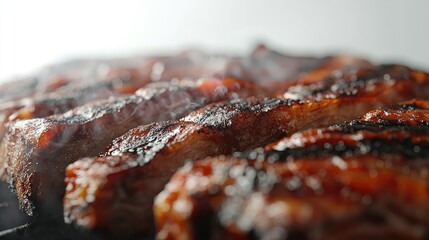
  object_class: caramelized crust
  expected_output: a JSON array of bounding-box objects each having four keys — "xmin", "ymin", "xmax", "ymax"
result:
[
  {"xmin": 0, "ymin": 77, "xmax": 145, "ymax": 150},
  {"xmin": 154, "ymin": 100, "xmax": 429, "ymax": 240},
  {"xmin": 64, "ymin": 65, "xmax": 429, "ymax": 235},
  {"xmin": 156, "ymin": 154, "xmax": 429, "ymax": 240},
  {"xmin": 262, "ymin": 99, "xmax": 429, "ymax": 160},
  {"xmin": 3, "ymin": 78, "xmax": 259, "ymax": 216},
  {"xmin": 0, "ymin": 46, "xmax": 351, "ymax": 220}
]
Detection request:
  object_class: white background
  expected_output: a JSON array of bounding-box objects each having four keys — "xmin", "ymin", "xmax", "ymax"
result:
[{"xmin": 1, "ymin": 0, "xmax": 428, "ymax": 82}]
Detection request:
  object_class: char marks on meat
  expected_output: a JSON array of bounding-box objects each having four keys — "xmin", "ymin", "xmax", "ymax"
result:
[
  {"xmin": 64, "ymin": 64, "xmax": 429, "ymax": 235},
  {"xmin": 2, "ymin": 46, "xmax": 429, "ymax": 239},
  {"xmin": 2, "ymin": 49, "xmax": 367, "ymax": 220},
  {"xmin": 0, "ymin": 76, "xmax": 145, "ymax": 141},
  {"xmin": 0, "ymin": 65, "xmax": 154, "ymax": 181},
  {"xmin": 154, "ymin": 99, "xmax": 429, "ymax": 240},
  {"xmin": 262, "ymin": 99, "xmax": 429, "ymax": 160},
  {"xmin": 3, "ymin": 77, "xmax": 260, "ymax": 216}
]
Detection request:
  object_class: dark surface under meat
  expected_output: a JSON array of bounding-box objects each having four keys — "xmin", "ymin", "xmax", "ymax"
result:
[
  {"xmin": 154, "ymin": 99, "xmax": 429, "ymax": 240},
  {"xmin": 2, "ymin": 77, "xmax": 261, "ymax": 218},
  {"xmin": 63, "ymin": 64, "xmax": 429, "ymax": 235}
]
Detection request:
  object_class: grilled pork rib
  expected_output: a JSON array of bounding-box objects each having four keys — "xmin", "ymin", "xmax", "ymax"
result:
[
  {"xmin": 64, "ymin": 65, "xmax": 429, "ymax": 234},
  {"xmin": 3, "ymin": 78, "xmax": 261, "ymax": 216},
  {"xmin": 154, "ymin": 100, "xmax": 429, "ymax": 240},
  {"xmin": 0, "ymin": 75, "xmax": 145, "ymax": 141},
  {"xmin": 0, "ymin": 47, "xmax": 363, "ymax": 154},
  {"xmin": 263, "ymin": 99, "xmax": 429, "ymax": 160},
  {"xmin": 1, "ymin": 52, "xmax": 368, "ymax": 217},
  {"xmin": 0, "ymin": 78, "xmax": 149, "ymax": 181},
  {"xmin": 0, "ymin": 64, "xmax": 165, "ymax": 182}
]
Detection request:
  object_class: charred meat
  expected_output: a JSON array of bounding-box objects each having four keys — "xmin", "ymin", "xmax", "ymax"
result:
[
  {"xmin": 154, "ymin": 100, "xmax": 429, "ymax": 240},
  {"xmin": 3, "ymin": 78, "xmax": 260, "ymax": 217},
  {"xmin": 64, "ymin": 65, "xmax": 429, "ymax": 234}
]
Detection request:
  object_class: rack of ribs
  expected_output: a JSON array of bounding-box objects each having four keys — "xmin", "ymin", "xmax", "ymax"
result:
[
  {"xmin": 2, "ymin": 77, "xmax": 263, "ymax": 217},
  {"xmin": 1, "ymin": 48, "xmax": 368, "ymax": 218},
  {"xmin": 0, "ymin": 73, "xmax": 148, "ymax": 144},
  {"xmin": 154, "ymin": 99, "xmax": 429, "ymax": 240},
  {"xmin": 0, "ymin": 45, "xmax": 338, "ymax": 156},
  {"xmin": 0, "ymin": 63, "xmax": 161, "ymax": 181},
  {"xmin": 0, "ymin": 58, "xmax": 136, "ymax": 102},
  {"xmin": 0, "ymin": 46, "xmax": 364, "ymax": 154},
  {"xmin": 63, "ymin": 64, "xmax": 429, "ymax": 235}
]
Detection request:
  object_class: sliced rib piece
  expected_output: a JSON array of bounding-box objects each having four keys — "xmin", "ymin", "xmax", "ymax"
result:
[
  {"xmin": 0, "ymin": 45, "xmax": 339, "ymax": 149},
  {"xmin": 2, "ymin": 49, "xmax": 354, "ymax": 217},
  {"xmin": 4, "ymin": 77, "xmax": 260, "ymax": 216},
  {"xmin": 156, "ymin": 154, "xmax": 429, "ymax": 240},
  {"xmin": 64, "ymin": 65, "xmax": 429, "ymax": 234},
  {"xmin": 0, "ymin": 75, "xmax": 144, "ymax": 142},
  {"xmin": 154, "ymin": 100, "xmax": 429, "ymax": 240},
  {"xmin": 262, "ymin": 99, "xmax": 429, "ymax": 160},
  {"xmin": 0, "ymin": 69, "xmax": 151, "ymax": 181}
]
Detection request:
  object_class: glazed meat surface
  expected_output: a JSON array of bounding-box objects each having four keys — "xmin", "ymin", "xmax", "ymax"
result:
[
  {"xmin": 154, "ymin": 100, "xmax": 429, "ymax": 240},
  {"xmin": 64, "ymin": 65, "xmax": 429, "ymax": 235},
  {"xmin": 2, "ymin": 51, "xmax": 368, "ymax": 218},
  {"xmin": 0, "ymin": 74, "xmax": 147, "ymax": 149},
  {"xmin": 263, "ymin": 99, "xmax": 429, "ymax": 160},
  {"xmin": 3, "ymin": 77, "xmax": 260, "ymax": 217}
]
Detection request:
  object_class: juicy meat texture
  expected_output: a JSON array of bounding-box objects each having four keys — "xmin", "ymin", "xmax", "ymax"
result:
[
  {"xmin": 63, "ymin": 64, "xmax": 429, "ymax": 235},
  {"xmin": 154, "ymin": 100, "xmax": 429, "ymax": 240},
  {"xmin": 263, "ymin": 99, "xmax": 429, "ymax": 160},
  {"xmin": 0, "ymin": 77, "xmax": 147, "ymax": 181},
  {"xmin": 3, "ymin": 77, "xmax": 260, "ymax": 216},
  {"xmin": 0, "ymin": 47, "xmax": 360, "ymax": 217},
  {"xmin": 0, "ymin": 43, "xmax": 361, "ymax": 103},
  {"xmin": 156, "ymin": 155, "xmax": 429, "ymax": 240},
  {"xmin": 0, "ymin": 52, "xmax": 365, "ymax": 149},
  {"xmin": 0, "ymin": 44, "xmax": 336, "ymax": 150},
  {"xmin": 0, "ymin": 45, "xmax": 361, "ymax": 139},
  {"xmin": 0, "ymin": 75, "xmax": 145, "ymax": 142},
  {"xmin": 0, "ymin": 65, "xmax": 156, "ymax": 182}
]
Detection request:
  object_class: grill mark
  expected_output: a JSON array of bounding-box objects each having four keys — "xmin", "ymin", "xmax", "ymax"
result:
[
  {"xmin": 65, "ymin": 63, "xmax": 429, "ymax": 236},
  {"xmin": 183, "ymin": 98, "xmax": 297, "ymax": 129},
  {"xmin": 259, "ymin": 138, "xmax": 429, "ymax": 160},
  {"xmin": 104, "ymin": 121, "xmax": 177, "ymax": 156},
  {"xmin": 284, "ymin": 64, "xmax": 417, "ymax": 100},
  {"xmin": 339, "ymin": 120, "xmax": 429, "ymax": 132},
  {"xmin": 255, "ymin": 100, "xmax": 429, "ymax": 161},
  {"xmin": 3, "ymin": 77, "xmax": 259, "ymax": 217}
]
